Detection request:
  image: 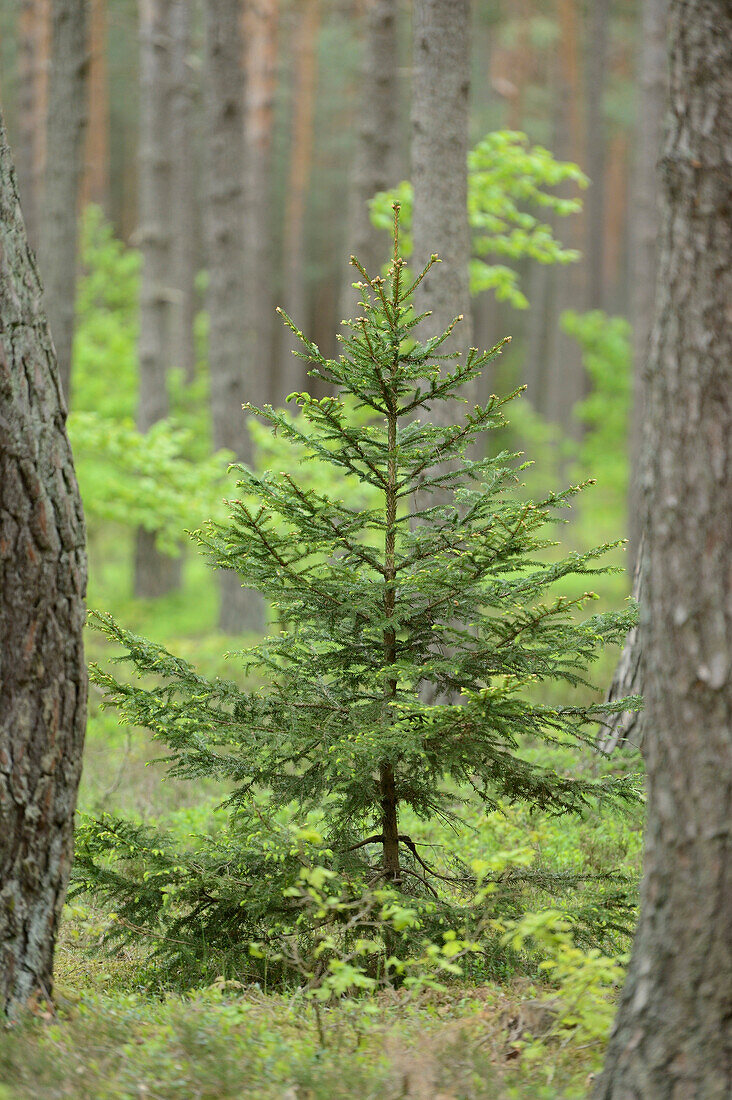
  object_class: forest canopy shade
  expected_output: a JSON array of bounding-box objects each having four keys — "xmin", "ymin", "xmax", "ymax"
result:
[{"xmin": 74, "ymin": 208, "xmax": 639, "ymax": 978}]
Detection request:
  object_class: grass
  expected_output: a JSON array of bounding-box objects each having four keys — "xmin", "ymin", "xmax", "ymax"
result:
[{"xmin": 2, "ymin": 965, "xmax": 604, "ymax": 1099}]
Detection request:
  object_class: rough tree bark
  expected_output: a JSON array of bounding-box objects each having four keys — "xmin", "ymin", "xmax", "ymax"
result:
[
  {"xmin": 242, "ymin": 0, "xmax": 278, "ymax": 406},
  {"xmin": 595, "ymin": 2, "xmax": 732, "ymax": 1095},
  {"xmin": 135, "ymin": 0, "xmax": 181, "ymax": 598},
  {"xmin": 204, "ymin": 0, "xmax": 264, "ymax": 634},
  {"xmin": 0, "ymin": 111, "xmax": 88, "ymax": 1014},
  {"xmin": 38, "ymin": 0, "xmax": 89, "ymax": 404},
  {"xmin": 411, "ymin": 0, "xmax": 472, "ymax": 402},
  {"xmin": 168, "ymin": 0, "xmax": 197, "ymax": 385},
  {"xmin": 338, "ymin": 0, "xmax": 401, "ymax": 323}
]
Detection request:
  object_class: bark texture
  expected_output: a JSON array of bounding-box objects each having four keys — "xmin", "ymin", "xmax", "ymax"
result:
[
  {"xmin": 135, "ymin": 0, "xmax": 181, "ymax": 597},
  {"xmin": 0, "ymin": 113, "xmax": 88, "ymax": 1014},
  {"xmin": 595, "ymin": 3, "xmax": 732, "ymax": 1095},
  {"xmin": 38, "ymin": 0, "xmax": 89, "ymax": 403},
  {"xmin": 339, "ymin": 0, "xmax": 401, "ymax": 322},
  {"xmin": 204, "ymin": 0, "xmax": 264, "ymax": 633},
  {"xmin": 411, "ymin": 0, "xmax": 472, "ymax": 412}
]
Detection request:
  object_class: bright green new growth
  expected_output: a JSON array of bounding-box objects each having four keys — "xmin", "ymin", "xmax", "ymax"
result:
[
  {"xmin": 75, "ymin": 207, "xmax": 638, "ymax": 981},
  {"xmin": 371, "ymin": 131, "xmax": 588, "ymax": 309}
]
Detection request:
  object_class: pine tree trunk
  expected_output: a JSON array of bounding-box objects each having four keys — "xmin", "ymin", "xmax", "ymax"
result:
[
  {"xmin": 628, "ymin": 0, "xmax": 668, "ymax": 564},
  {"xmin": 0, "ymin": 111, "xmax": 88, "ymax": 1014},
  {"xmin": 243, "ymin": 0, "xmax": 278, "ymax": 406},
  {"xmin": 602, "ymin": 0, "xmax": 668, "ymax": 754},
  {"xmin": 80, "ymin": 0, "xmax": 109, "ymax": 211},
  {"xmin": 338, "ymin": 0, "xmax": 401, "ymax": 323},
  {"xmin": 411, "ymin": 0, "xmax": 472, "ymax": 411},
  {"xmin": 135, "ymin": 0, "xmax": 181, "ymax": 598},
  {"xmin": 585, "ymin": 0, "xmax": 609, "ymax": 310},
  {"xmin": 544, "ymin": 0, "xmax": 586, "ymax": 437},
  {"xmin": 595, "ymin": 4, "xmax": 732, "ymax": 1095},
  {"xmin": 168, "ymin": 0, "xmax": 197, "ymax": 385},
  {"xmin": 204, "ymin": 0, "xmax": 264, "ymax": 634},
  {"xmin": 279, "ymin": 0, "xmax": 319, "ymax": 402},
  {"xmin": 16, "ymin": 0, "xmax": 51, "ymax": 253},
  {"xmin": 38, "ymin": 0, "xmax": 89, "ymax": 404}
]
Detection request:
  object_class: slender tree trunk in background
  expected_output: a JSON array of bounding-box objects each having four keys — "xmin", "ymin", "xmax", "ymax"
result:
[
  {"xmin": 603, "ymin": 39, "xmax": 633, "ymax": 315},
  {"xmin": 0, "ymin": 112, "xmax": 88, "ymax": 1014},
  {"xmin": 338, "ymin": 0, "xmax": 400, "ymax": 322},
  {"xmin": 204, "ymin": 0, "xmax": 264, "ymax": 634},
  {"xmin": 585, "ymin": 0, "xmax": 609, "ymax": 310},
  {"xmin": 411, "ymin": 0, "xmax": 472, "ymax": 417},
  {"xmin": 169, "ymin": 0, "xmax": 197, "ymax": 383},
  {"xmin": 508, "ymin": 1, "xmax": 530, "ymax": 130},
  {"xmin": 135, "ymin": 0, "xmax": 181, "ymax": 598},
  {"xmin": 16, "ymin": 0, "xmax": 51, "ymax": 252},
  {"xmin": 80, "ymin": 0, "xmax": 109, "ymax": 211},
  {"xmin": 279, "ymin": 0, "xmax": 319, "ymax": 402},
  {"xmin": 490, "ymin": 0, "xmax": 530, "ymax": 129},
  {"xmin": 525, "ymin": 260, "xmax": 552, "ymax": 416},
  {"xmin": 38, "ymin": 0, "xmax": 89, "ymax": 405},
  {"xmin": 601, "ymin": 0, "xmax": 668, "ymax": 755},
  {"xmin": 595, "ymin": 4, "xmax": 732, "ymax": 1095},
  {"xmin": 544, "ymin": 0, "xmax": 585, "ymax": 437},
  {"xmin": 411, "ymin": 0, "xmax": 471, "ymax": 708},
  {"xmin": 628, "ymin": 0, "xmax": 668, "ymax": 563},
  {"xmin": 243, "ymin": 0, "xmax": 278, "ymax": 405}
]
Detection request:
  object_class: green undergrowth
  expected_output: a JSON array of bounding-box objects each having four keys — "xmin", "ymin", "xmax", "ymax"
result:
[{"xmin": 3, "ymin": 936, "xmax": 620, "ymax": 1099}]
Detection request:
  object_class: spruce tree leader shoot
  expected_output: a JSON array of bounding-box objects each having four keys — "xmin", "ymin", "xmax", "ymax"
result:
[{"xmin": 76, "ymin": 206, "xmax": 638, "ymax": 971}]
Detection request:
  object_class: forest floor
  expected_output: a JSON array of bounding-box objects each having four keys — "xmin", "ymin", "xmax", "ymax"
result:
[{"xmin": 1, "ymin": 941, "xmax": 604, "ymax": 1100}]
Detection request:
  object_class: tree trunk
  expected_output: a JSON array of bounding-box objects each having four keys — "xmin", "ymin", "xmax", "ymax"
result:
[
  {"xmin": 16, "ymin": 0, "xmax": 51, "ymax": 253},
  {"xmin": 585, "ymin": 0, "xmax": 609, "ymax": 310},
  {"xmin": 80, "ymin": 0, "xmax": 109, "ymax": 211},
  {"xmin": 135, "ymin": 0, "xmax": 181, "ymax": 598},
  {"xmin": 0, "ymin": 110, "xmax": 88, "ymax": 1015},
  {"xmin": 595, "ymin": 3, "xmax": 732, "ymax": 1095},
  {"xmin": 601, "ymin": 0, "xmax": 668, "ymax": 754},
  {"xmin": 544, "ymin": 0, "xmax": 585, "ymax": 437},
  {"xmin": 338, "ymin": 0, "xmax": 401, "ymax": 323},
  {"xmin": 168, "ymin": 0, "xmax": 198, "ymax": 384},
  {"xmin": 204, "ymin": 0, "xmax": 264, "ymax": 634},
  {"xmin": 411, "ymin": 0, "xmax": 472, "ymax": 406},
  {"xmin": 243, "ymin": 0, "xmax": 279, "ymax": 406},
  {"xmin": 628, "ymin": 0, "xmax": 668, "ymax": 563},
  {"xmin": 279, "ymin": 0, "xmax": 320, "ymax": 403},
  {"xmin": 38, "ymin": 0, "xmax": 89, "ymax": 405}
]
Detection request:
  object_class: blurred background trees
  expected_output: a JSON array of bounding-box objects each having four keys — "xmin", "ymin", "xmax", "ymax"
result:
[{"xmin": 0, "ymin": 0, "xmax": 664, "ymax": 633}]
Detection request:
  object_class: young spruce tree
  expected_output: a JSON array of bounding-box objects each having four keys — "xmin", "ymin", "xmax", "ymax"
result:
[{"xmin": 75, "ymin": 207, "xmax": 637, "ymax": 982}]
